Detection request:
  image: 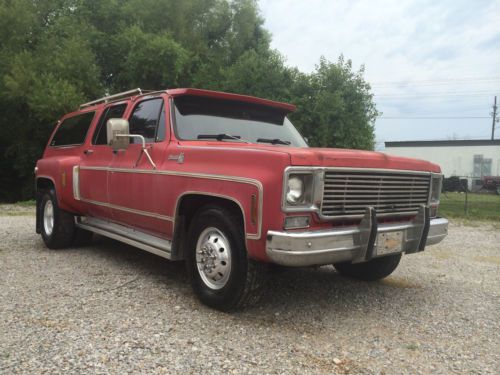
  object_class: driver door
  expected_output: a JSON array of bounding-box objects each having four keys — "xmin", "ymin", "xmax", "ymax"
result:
[{"xmin": 108, "ymin": 97, "xmax": 170, "ymax": 237}]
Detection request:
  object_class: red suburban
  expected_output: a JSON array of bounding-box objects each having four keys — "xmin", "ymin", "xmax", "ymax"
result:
[{"xmin": 35, "ymin": 88, "xmax": 448, "ymax": 310}]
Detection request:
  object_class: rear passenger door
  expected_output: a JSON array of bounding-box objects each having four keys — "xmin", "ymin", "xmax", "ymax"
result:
[{"xmin": 79, "ymin": 103, "xmax": 128, "ymax": 219}]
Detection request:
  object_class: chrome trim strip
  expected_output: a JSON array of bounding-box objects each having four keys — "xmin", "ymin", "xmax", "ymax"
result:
[
  {"xmin": 80, "ymin": 197, "xmax": 173, "ymax": 222},
  {"xmin": 319, "ymin": 167, "xmax": 433, "ymax": 175},
  {"xmin": 79, "ymin": 166, "xmax": 263, "ymax": 239}
]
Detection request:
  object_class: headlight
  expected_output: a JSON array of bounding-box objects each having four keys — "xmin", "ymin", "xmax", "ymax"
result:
[
  {"xmin": 429, "ymin": 174, "xmax": 443, "ymax": 204},
  {"xmin": 286, "ymin": 176, "xmax": 304, "ymax": 204},
  {"xmin": 429, "ymin": 173, "xmax": 442, "ymax": 218},
  {"xmin": 283, "ymin": 171, "xmax": 315, "ymax": 209}
]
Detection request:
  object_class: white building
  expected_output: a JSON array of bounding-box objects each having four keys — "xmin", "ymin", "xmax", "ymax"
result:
[{"xmin": 384, "ymin": 139, "xmax": 500, "ymax": 189}]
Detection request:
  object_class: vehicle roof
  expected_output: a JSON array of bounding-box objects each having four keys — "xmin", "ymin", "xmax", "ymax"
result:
[
  {"xmin": 166, "ymin": 88, "xmax": 296, "ymax": 113},
  {"xmin": 68, "ymin": 88, "xmax": 296, "ymax": 119}
]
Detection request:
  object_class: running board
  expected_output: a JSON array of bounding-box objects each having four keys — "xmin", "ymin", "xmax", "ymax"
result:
[{"xmin": 76, "ymin": 217, "xmax": 172, "ymax": 260}]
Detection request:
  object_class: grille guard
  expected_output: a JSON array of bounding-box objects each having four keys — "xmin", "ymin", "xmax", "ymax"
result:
[{"xmin": 266, "ymin": 205, "xmax": 448, "ymax": 267}]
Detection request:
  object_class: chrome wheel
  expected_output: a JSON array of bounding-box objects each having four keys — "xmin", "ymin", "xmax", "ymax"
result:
[
  {"xmin": 195, "ymin": 227, "xmax": 232, "ymax": 290},
  {"xmin": 43, "ymin": 199, "xmax": 54, "ymax": 236}
]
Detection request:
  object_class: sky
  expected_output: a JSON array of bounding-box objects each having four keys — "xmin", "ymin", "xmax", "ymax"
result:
[{"xmin": 258, "ymin": 0, "xmax": 500, "ymax": 149}]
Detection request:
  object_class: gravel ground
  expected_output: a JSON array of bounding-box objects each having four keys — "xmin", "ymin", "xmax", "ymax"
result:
[{"xmin": 1, "ymin": 207, "xmax": 499, "ymax": 374}]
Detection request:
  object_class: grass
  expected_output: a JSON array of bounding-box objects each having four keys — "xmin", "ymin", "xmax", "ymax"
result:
[
  {"xmin": 439, "ymin": 192, "xmax": 500, "ymax": 222},
  {"xmin": 15, "ymin": 199, "xmax": 36, "ymax": 206},
  {"xmin": 0, "ymin": 200, "xmax": 36, "ymax": 216}
]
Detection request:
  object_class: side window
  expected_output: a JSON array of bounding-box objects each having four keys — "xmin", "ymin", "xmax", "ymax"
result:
[
  {"xmin": 50, "ymin": 111, "xmax": 95, "ymax": 147},
  {"xmin": 128, "ymin": 98, "xmax": 164, "ymax": 143},
  {"xmin": 93, "ymin": 104, "xmax": 127, "ymax": 145}
]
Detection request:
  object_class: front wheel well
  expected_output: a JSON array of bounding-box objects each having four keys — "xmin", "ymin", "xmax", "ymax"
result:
[
  {"xmin": 36, "ymin": 177, "xmax": 55, "ymax": 193},
  {"xmin": 173, "ymin": 194, "xmax": 245, "ymax": 260}
]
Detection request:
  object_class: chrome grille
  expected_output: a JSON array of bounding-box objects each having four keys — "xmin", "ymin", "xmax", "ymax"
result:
[{"xmin": 321, "ymin": 170, "xmax": 431, "ymax": 218}]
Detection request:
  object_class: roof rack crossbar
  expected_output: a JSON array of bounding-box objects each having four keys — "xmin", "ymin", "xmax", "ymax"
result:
[{"xmin": 79, "ymin": 88, "xmax": 146, "ymax": 109}]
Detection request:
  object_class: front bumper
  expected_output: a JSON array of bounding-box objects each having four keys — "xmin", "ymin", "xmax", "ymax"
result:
[{"xmin": 266, "ymin": 206, "xmax": 448, "ymax": 267}]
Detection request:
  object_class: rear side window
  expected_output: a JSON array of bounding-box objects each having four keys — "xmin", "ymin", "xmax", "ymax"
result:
[
  {"xmin": 92, "ymin": 104, "xmax": 127, "ymax": 145},
  {"xmin": 129, "ymin": 98, "xmax": 164, "ymax": 143},
  {"xmin": 50, "ymin": 112, "xmax": 95, "ymax": 147}
]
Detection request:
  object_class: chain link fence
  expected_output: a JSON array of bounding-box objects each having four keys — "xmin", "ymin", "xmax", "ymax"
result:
[{"xmin": 440, "ymin": 177, "xmax": 500, "ymax": 221}]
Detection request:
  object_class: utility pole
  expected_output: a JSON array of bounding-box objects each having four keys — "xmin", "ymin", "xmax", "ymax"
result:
[{"xmin": 492, "ymin": 96, "xmax": 497, "ymax": 140}]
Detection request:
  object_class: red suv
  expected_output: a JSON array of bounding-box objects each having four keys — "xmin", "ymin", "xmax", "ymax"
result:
[{"xmin": 35, "ymin": 88, "xmax": 448, "ymax": 310}]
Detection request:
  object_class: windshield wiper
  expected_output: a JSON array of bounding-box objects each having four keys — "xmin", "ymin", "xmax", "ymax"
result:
[
  {"xmin": 256, "ymin": 138, "xmax": 291, "ymax": 145},
  {"xmin": 197, "ymin": 134, "xmax": 251, "ymax": 143}
]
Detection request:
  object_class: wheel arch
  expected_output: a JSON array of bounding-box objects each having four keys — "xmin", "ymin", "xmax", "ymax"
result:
[{"xmin": 172, "ymin": 192, "xmax": 246, "ymax": 260}]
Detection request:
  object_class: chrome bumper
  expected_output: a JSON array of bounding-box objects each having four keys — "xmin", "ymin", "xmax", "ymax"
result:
[{"xmin": 266, "ymin": 206, "xmax": 448, "ymax": 267}]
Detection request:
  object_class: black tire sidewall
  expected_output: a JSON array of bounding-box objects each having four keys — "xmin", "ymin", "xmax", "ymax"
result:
[{"xmin": 186, "ymin": 207, "xmax": 248, "ymax": 310}]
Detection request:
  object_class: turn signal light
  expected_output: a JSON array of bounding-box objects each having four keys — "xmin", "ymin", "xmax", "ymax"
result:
[{"xmin": 284, "ymin": 216, "xmax": 310, "ymax": 230}]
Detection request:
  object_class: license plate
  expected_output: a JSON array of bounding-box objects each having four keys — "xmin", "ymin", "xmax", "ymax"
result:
[{"xmin": 377, "ymin": 231, "xmax": 403, "ymax": 255}]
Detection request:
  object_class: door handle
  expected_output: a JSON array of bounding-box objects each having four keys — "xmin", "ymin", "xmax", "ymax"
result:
[{"xmin": 83, "ymin": 149, "xmax": 94, "ymax": 155}]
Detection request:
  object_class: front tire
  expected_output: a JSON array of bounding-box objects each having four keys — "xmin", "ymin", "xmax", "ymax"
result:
[
  {"xmin": 334, "ymin": 253, "xmax": 402, "ymax": 281},
  {"xmin": 40, "ymin": 190, "xmax": 76, "ymax": 249},
  {"xmin": 186, "ymin": 206, "xmax": 267, "ymax": 311}
]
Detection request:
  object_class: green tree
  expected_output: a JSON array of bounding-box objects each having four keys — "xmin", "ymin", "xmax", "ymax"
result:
[
  {"xmin": 0, "ymin": 0, "xmax": 378, "ymax": 202},
  {"xmin": 221, "ymin": 49, "xmax": 294, "ymax": 101},
  {"xmin": 290, "ymin": 56, "xmax": 378, "ymax": 150},
  {"xmin": 112, "ymin": 26, "xmax": 189, "ymax": 90}
]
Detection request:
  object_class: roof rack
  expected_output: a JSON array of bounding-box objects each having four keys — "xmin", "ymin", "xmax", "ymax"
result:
[{"xmin": 79, "ymin": 88, "xmax": 152, "ymax": 109}]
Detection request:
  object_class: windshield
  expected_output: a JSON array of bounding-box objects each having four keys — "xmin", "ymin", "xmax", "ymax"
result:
[{"xmin": 173, "ymin": 95, "xmax": 308, "ymax": 147}]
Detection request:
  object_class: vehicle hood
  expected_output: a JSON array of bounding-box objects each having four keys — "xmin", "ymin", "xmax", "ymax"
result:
[
  {"xmin": 285, "ymin": 147, "xmax": 440, "ymax": 172},
  {"xmin": 236, "ymin": 144, "xmax": 440, "ymax": 173},
  {"xmin": 179, "ymin": 142, "xmax": 441, "ymax": 173}
]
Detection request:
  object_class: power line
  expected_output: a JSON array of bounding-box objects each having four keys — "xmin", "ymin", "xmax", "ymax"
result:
[
  {"xmin": 379, "ymin": 116, "xmax": 490, "ymax": 119},
  {"xmin": 375, "ymin": 91, "xmax": 499, "ymax": 98},
  {"xmin": 370, "ymin": 77, "xmax": 500, "ymax": 86},
  {"xmin": 375, "ymin": 96, "xmax": 496, "ymax": 103}
]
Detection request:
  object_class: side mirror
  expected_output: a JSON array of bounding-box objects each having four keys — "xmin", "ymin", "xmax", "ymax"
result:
[{"xmin": 107, "ymin": 118, "xmax": 130, "ymax": 151}]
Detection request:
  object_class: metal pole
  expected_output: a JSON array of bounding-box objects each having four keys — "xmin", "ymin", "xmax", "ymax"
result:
[
  {"xmin": 464, "ymin": 184, "xmax": 468, "ymax": 215},
  {"xmin": 492, "ymin": 96, "xmax": 497, "ymax": 140}
]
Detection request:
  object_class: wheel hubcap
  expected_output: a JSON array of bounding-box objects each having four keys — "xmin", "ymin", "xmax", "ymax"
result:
[
  {"xmin": 43, "ymin": 200, "xmax": 54, "ymax": 236},
  {"xmin": 195, "ymin": 227, "xmax": 232, "ymax": 290}
]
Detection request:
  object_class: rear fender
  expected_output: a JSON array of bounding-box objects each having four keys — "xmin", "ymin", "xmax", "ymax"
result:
[{"xmin": 35, "ymin": 156, "xmax": 82, "ymax": 214}]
